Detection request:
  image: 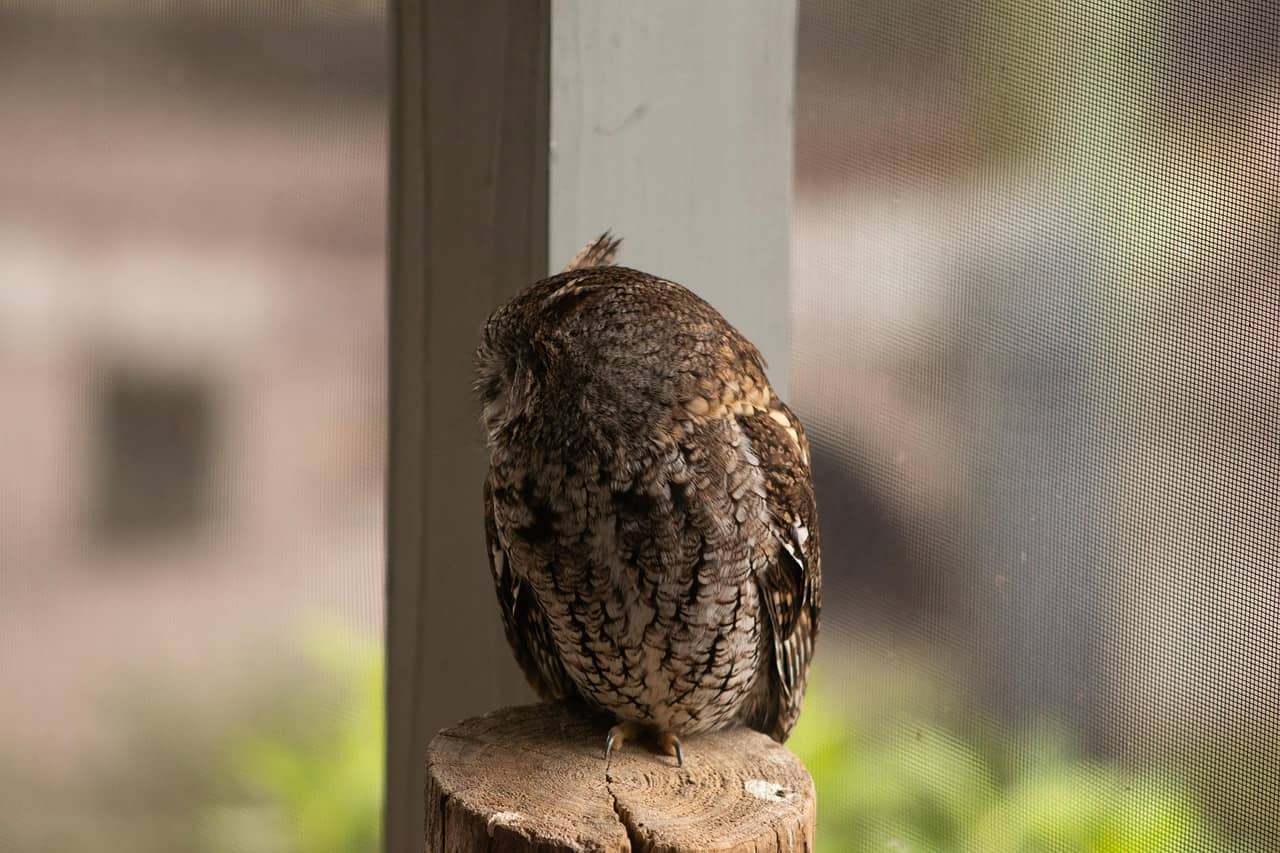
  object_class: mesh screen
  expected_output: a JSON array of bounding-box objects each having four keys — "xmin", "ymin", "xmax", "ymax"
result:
[
  {"xmin": 0, "ymin": 4, "xmax": 387, "ymax": 851},
  {"xmin": 788, "ymin": 1, "xmax": 1279, "ymax": 849}
]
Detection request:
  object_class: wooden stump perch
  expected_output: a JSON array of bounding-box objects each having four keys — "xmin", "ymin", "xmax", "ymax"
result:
[{"xmin": 426, "ymin": 703, "xmax": 816, "ymax": 852}]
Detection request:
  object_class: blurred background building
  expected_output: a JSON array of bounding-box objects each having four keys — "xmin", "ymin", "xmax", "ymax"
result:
[
  {"xmin": 0, "ymin": 3, "xmax": 387, "ymax": 850},
  {"xmin": 1, "ymin": 1, "xmax": 1276, "ymax": 851}
]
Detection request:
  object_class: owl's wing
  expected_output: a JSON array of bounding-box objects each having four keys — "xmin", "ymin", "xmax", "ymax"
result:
[
  {"xmin": 484, "ymin": 476, "xmax": 578, "ymax": 701},
  {"xmin": 738, "ymin": 401, "xmax": 822, "ymax": 742}
]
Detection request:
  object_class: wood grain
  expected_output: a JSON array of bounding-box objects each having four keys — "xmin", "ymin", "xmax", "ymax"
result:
[{"xmin": 426, "ymin": 704, "xmax": 815, "ymax": 852}]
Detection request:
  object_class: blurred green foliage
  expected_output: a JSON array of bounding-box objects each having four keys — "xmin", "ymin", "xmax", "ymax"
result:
[
  {"xmin": 0, "ymin": 616, "xmax": 383, "ymax": 853},
  {"xmin": 790, "ymin": 660, "xmax": 1238, "ymax": 853},
  {"xmin": 207, "ymin": 618, "xmax": 384, "ymax": 853},
  {"xmin": 1, "ymin": 622, "xmax": 1253, "ymax": 853}
]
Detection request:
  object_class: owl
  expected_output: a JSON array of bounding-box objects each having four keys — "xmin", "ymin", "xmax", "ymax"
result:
[{"xmin": 474, "ymin": 233, "xmax": 820, "ymax": 768}]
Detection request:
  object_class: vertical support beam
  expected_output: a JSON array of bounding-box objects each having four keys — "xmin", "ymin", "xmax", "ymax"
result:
[
  {"xmin": 387, "ymin": 3, "xmax": 794, "ymax": 852},
  {"xmin": 550, "ymin": 0, "xmax": 797, "ymax": 391},
  {"xmin": 385, "ymin": 2, "xmax": 550, "ymax": 852}
]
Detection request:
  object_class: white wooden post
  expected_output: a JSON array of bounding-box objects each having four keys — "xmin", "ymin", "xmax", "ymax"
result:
[
  {"xmin": 550, "ymin": 0, "xmax": 796, "ymax": 390},
  {"xmin": 386, "ymin": 3, "xmax": 796, "ymax": 851}
]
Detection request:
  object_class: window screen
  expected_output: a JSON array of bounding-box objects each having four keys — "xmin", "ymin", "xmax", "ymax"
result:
[
  {"xmin": 787, "ymin": 1, "xmax": 1277, "ymax": 849},
  {"xmin": 0, "ymin": 4, "xmax": 387, "ymax": 851}
]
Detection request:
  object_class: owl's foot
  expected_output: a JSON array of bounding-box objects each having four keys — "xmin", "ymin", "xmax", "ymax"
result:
[
  {"xmin": 657, "ymin": 730, "xmax": 685, "ymax": 768},
  {"xmin": 603, "ymin": 722, "xmax": 684, "ymax": 773},
  {"xmin": 604, "ymin": 721, "xmax": 642, "ymax": 773}
]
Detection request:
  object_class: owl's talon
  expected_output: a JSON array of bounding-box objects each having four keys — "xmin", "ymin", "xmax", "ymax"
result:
[
  {"xmin": 604, "ymin": 731, "xmax": 617, "ymax": 773},
  {"xmin": 657, "ymin": 730, "xmax": 684, "ymax": 767},
  {"xmin": 604, "ymin": 721, "xmax": 644, "ymax": 774}
]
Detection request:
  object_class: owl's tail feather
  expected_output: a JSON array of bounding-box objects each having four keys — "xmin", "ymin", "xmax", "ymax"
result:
[{"xmin": 563, "ymin": 231, "xmax": 622, "ymax": 272}]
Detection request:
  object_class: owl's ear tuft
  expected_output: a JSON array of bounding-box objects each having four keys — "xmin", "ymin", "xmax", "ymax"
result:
[{"xmin": 563, "ymin": 231, "xmax": 622, "ymax": 272}]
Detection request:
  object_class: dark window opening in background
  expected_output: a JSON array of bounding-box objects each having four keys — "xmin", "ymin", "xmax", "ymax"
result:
[{"xmin": 93, "ymin": 371, "xmax": 216, "ymax": 540}]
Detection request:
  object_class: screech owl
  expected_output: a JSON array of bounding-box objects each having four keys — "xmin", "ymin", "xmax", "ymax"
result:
[{"xmin": 474, "ymin": 233, "xmax": 821, "ymax": 767}]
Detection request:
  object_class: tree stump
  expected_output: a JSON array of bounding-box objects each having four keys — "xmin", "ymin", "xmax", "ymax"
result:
[{"xmin": 426, "ymin": 703, "xmax": 816, "ymax": 852}]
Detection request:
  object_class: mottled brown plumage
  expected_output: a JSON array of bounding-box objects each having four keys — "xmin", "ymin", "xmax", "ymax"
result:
[{"xmin": 474, "ymin": 233, "xmax": 821, "ymax": 762}]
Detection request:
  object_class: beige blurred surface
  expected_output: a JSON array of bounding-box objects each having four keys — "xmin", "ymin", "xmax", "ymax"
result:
[{"xmin": 0, "ymin": 7, "xmax": 387, "ymax": 848}]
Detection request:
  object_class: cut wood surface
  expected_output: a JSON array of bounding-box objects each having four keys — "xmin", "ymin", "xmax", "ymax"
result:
[{"xmin": 425, "ymin": 703, "xmax": 816, "ymax": 852}]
